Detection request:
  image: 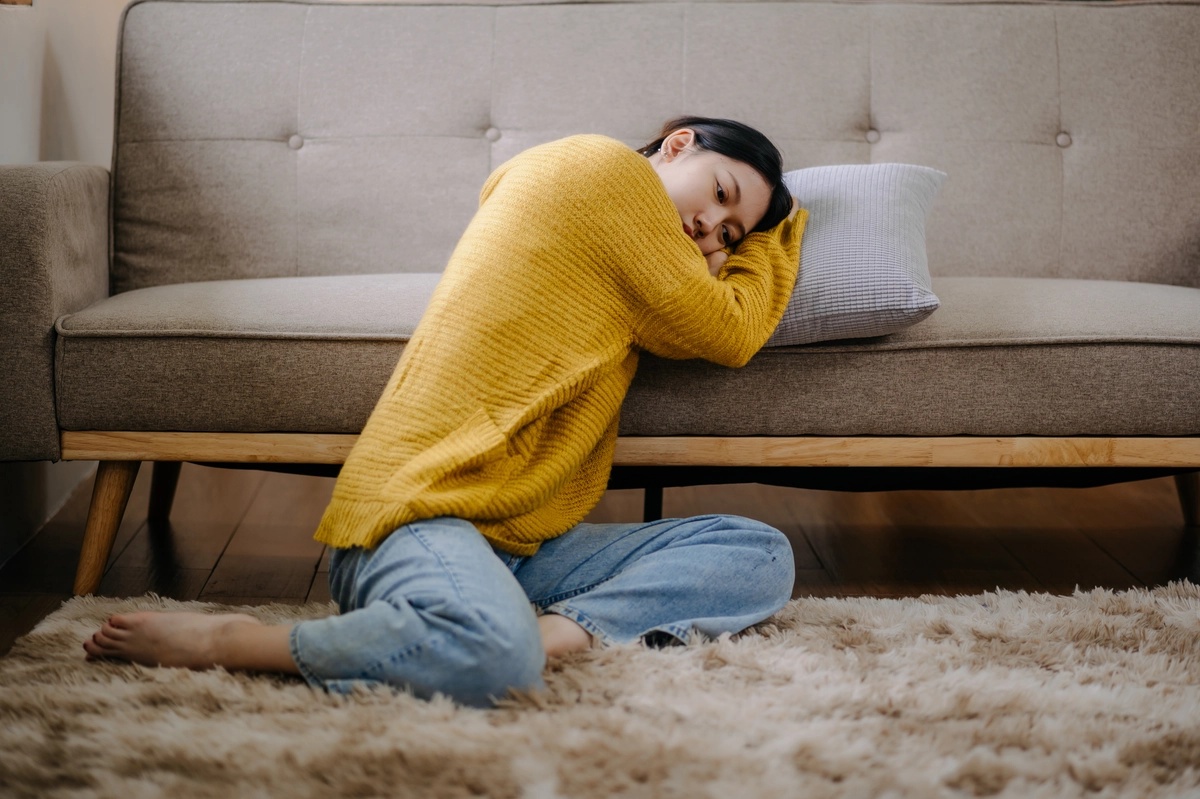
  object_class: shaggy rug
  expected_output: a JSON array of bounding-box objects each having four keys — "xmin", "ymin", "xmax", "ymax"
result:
[{"xmin": 1, "ymin": 585, "xmax": 1199, "ymax": 799}]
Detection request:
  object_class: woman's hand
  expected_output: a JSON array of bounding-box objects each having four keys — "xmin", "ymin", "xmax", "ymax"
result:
[{"xmin": 705, "ymin": 248, "xmax": 729, "ymax": 276}]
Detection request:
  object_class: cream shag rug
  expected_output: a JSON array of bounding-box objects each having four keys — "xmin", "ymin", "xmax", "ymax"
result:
[{"xmin": 2, "ymin": 585, "xmax": 1199, "ymax": 799}]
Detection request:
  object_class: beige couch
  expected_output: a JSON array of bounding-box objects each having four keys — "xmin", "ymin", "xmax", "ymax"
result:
[{"xmin": 2, "ymin": 0, "xmax": 1198, "ymax": 596}]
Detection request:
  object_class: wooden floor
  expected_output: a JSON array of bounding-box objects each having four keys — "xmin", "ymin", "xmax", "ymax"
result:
[{"xmin": 2, "ymin": 464, "xmax": 1197, "ymax": 655}]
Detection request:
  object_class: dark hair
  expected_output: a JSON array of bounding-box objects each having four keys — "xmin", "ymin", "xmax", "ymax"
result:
[{"xmin": 638, "ymin": 116, "xmax": 792, "ymax": 234}]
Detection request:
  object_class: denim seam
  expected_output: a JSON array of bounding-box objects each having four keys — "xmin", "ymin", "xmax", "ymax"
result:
[
  {"xmin": 408, "ymin": 523, "xmax": 470, "ymax": 607},
  {"xmin": 546, "ymin": 602, "xmax": 694, "ymax": 648},
  {"xmin": 293, "ymin": 600, "xmax": 445, "ymax": 688},
  {"xmin": 288, "ymin": 623, "xmax": 325, "ymax": 689},
  {"xmin": 641, "ymin": 622, "xmax": 694, "ymax": 643},
  {"xmin": 376, "ymin": 597, "xmax": 443, "ymax": 666},
  {"xmin": 532, "ymin": 572, "xmax": 620, "ymax": 608}
]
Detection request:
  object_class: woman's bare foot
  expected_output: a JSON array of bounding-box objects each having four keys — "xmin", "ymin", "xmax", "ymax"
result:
[{"xmin": 83, "ymin": 611, "xmax": 265, "ymax": 670}]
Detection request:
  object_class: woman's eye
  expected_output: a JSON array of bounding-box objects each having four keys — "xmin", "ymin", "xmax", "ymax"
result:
[
  {"xmin": 716, "ymin": 183, "xmax": 726, "ymax": 203},
  {"xmin": 721, "ymin": 226, "xmax": 732, "ymax": 246}
]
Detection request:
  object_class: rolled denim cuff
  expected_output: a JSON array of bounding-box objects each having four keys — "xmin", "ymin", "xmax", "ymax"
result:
[{"xmin": 288, "ymin": 620, "xmax": 328, "ymax": 690}]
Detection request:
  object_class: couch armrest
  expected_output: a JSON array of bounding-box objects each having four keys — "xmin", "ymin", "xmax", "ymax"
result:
[{"xmin": 0, "ymin": 162, "xmax": 110, "ymax": 461}]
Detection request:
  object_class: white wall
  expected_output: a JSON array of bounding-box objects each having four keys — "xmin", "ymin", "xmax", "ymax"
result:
[
  {"xmin": 0, "ymin": 5, "xmax": 46, "ymax": 163},
  {"xmin": 0, "ymin": 0, "xmax": 129, "ymax": 166},
  {"xmin": 1, "ymin": 0, "xmax": 132, "ymax": 568}
]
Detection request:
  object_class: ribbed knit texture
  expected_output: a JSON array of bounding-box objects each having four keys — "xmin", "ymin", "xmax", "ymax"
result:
[{"xmin": 313, "ymin": 135, "xmax": 806, "ymax": 553}]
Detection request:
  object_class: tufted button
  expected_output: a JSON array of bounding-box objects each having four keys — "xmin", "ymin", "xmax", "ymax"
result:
[
  {"xmin": 484, "ymin": 127, "xmax": 502, "ymax": 143},
  {"xmin": 1056, "ymin": 132, "xmax": 1072, "ymax": 148},
  {"xmin": 865, "ymin": 129, "xmax": 881, "ymax": 144},
  {"xmin": 287, "ymin": 134, "xmax": 304, "ymax": 150}
]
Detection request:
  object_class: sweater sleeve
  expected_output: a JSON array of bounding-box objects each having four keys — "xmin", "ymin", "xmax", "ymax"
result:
[
  {"xmin": 474, "ymin": 135, "xmax": 806, "ymax": 368},
  {"xmin": 630, "ymin": 209, "xmax": 807, "ymax": 368}
]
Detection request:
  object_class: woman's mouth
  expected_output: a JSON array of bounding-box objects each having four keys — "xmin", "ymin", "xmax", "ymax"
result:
[{"xmin": 683, "ymin": 222, "xmax": 694, "ymax": 238}]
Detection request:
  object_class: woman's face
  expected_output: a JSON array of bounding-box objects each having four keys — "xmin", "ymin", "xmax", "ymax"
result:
[{"xmin": 649, "ymin": 129, "xmax": 772, "ymax": 256}]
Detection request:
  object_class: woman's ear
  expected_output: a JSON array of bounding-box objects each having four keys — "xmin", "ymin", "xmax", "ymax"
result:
[{"xmin": 660, "ymin": 128, "xmax": 696, "ymax": 162}]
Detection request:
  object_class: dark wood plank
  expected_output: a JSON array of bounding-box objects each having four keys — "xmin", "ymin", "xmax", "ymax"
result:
[
  {"xmin": 97, "ymin": 567, "xmax": 212, "ymax": 601},
  {"xmin": 665, "ymin": 484, "xmax": 825, "ymax": 570},
  {"xmin": 202, "ymin": 556, "xmax": 320, "ymax": 601},
  {"xmin": 309, "ymin": 547, "xmax": 333, "ymax": 603},
  {"xmin": 788, "ymin": 488, "xmax": 937, "ymax": 595},
  {"xmin": 0, "ymin": 594, "xmax": 68, "ymax": 656},
  {"xmin": 307, "ymin": 572, "xmax": 333, "ymax": 604},
  {"xmin": 1068, "ymin": 477, "xmax": 1199, "ymax": 586},
  {"xmin": 0, "ymin": 465, "xmax": 151, "ymax": 595},
  {"xmin": 791, "ymin": 568, "xmax": 840, "ymax": 598},
  {"xmin": 97, "ymin": 464, "xmax": 269, "ymax": 598},
  {"xmin": 0, "ymin": 594, "xmax": 38, "ymax": 655},
  {"xmin": 795, "ymin": 487, "xmax": 1046, "ymax": 597},
  {"xmin": 948, "ymin": 486, "xmax": 1143, "ymax": 593},
  {"xmin": 111, "ymin": 464, "xmax": 268, "ymax": 572},
  {"xmin": 199, "ymin": 472, "xmax": 331, "ymax": 602},
  {"xmin": 877, "ymin": 488, "xmax": 1040, "ymax": 593}
]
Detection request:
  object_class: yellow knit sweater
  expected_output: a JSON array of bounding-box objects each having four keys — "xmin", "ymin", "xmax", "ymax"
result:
[{"xmin": 314, "ymin": 134, "xmax": 806, "ymax": 553}]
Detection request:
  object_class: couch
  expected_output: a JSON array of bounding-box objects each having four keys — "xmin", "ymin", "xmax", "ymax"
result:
[{"xmin": 2, "ymin": 0, "xmax": 1198, "ymax": 596}]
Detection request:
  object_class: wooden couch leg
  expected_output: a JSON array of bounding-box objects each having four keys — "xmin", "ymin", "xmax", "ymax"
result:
[
  {"xmin": 1176, "ymin": 472, "xmax": 1200, "ymax": 528},
  {"xmin": 73, "ymin": 460, "xmax": 141, "ymax": 596},
  {"xmin": 149, "ymin": 461, "xmax": 182, "ymax": 525}
]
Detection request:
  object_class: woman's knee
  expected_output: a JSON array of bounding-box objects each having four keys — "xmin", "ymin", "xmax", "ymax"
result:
[
  {"xmin": 357, "ymin": 585, "xmax": 547, "ymax": 705},
  {"xmin": 444, "ymin": 610, "xmax": 546, "ymax": 705},
  {"xmin": 707, "ymin": 515, "xmax": 796, "ymax": 608},
  {"xmin": 305, "ymin": 593, "xmax": 546, "ymax": 707}
]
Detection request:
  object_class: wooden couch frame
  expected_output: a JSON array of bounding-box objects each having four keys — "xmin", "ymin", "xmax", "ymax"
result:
[{"xmin": 64, "ymin": 431, "xmax": 1200, "ymax": 595}]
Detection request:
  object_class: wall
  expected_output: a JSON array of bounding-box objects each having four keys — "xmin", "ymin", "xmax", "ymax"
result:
[
  {"xmin": 0, "ymin": 0, "xmax": 131, "ymax": 568},
  {"xmin": 0, "ymin": 4, "xmax": 45, "ymax": 163},
  {"xmin": 0, "ymin": 0, "xmax": 128, "ymax": 166}
]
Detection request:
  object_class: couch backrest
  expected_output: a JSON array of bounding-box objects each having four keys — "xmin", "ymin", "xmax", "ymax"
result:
[{"xmin": 110, "ymin": 0, "xmax": 1200, "ymax": 294}]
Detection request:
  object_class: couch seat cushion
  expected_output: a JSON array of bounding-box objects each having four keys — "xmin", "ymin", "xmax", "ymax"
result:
[
  {"xmin": 56, "ymin": 274, "xmax": 439, "ymax": 433},
  {"xmin": 626, "ymin": 276, "xmax": 1200, "ymax": 436},
  {"xmin": 55, "ymin": 274, "xmax": 1200, "ymax": 436}
]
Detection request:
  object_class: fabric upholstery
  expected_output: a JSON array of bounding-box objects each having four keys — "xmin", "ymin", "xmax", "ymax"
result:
[
  {"xmin": 56, "ymin": 273, "xmax": 441, "ymax": 341},
  {"xmin": 55, "ymin": 275, "xmax": 1200, "ymax": 436},
  {"xmin": 768, "ymin": 163, "xmax": 945, "ymax": 346},
  {"xmin": 623, "ymin": 277, "xmax": 1200, "ymax": 437},
  {"xmin": 110, "ymin": 0, "xmax": 1200, "ymax": 294},
  {"xmin": 55, "ymin": 274, "xmax": 439, "ymax": 433},
  {"xmin": 0, "ymin": 163, "xmax": 109, "ymax": 461},
  {"xmin": 11, "ymin": 0, "xmax": 1200, "ymax": 465}
]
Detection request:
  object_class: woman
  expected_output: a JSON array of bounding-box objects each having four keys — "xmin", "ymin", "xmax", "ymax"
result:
[{"xmin": 84, "ymin": 117, "xmax": 808, "ymax": 707}]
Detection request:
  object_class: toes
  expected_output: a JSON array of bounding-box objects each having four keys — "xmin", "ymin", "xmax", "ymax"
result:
[
  {"xmin": 94, "ymin": 629, "xmax": 123, "ymax": 649},
  {"xmin": 100, "ymin": 622, "xmax": 130, "ymax": 641},
  {"xmin": 82, "ymin": 637, "xmax": 109, "ymax": 658},
  {"xmin": 84, "ymin": 628, "xmax": 127, "ymax": 657}
]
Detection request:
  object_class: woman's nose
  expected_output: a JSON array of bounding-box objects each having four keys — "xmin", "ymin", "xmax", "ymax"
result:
[{"xmin": 707, "ymin": 204, "xmax": 730, "ymax": 228}]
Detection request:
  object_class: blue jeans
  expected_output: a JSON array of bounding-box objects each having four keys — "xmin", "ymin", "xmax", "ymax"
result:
[{"xmin": 289, "ymin": 514, "xmax": 795, "ymax": 707}]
